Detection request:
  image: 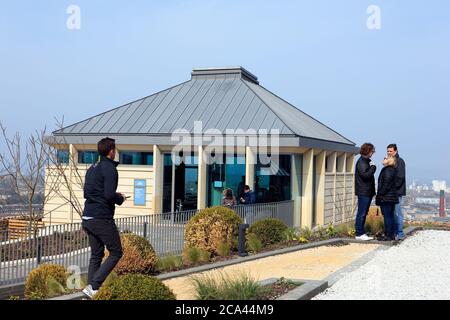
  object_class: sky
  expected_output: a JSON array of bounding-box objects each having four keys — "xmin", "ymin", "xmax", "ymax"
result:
[{"xmin": 0, "ymin": 0, "xmax": 449, "ymax": 184}]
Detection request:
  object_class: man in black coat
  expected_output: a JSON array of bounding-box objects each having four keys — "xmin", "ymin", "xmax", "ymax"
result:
[
  {"xmin": 354, "ymin": 143, "xmax": 377, "ymax": 241},
  {"xmin": 81, "ymin": 137, "xmax": 126, "ymax": 298},
  {"xmin": 387, "ymin": 144, "xmax": 406, "ymax": 240}
]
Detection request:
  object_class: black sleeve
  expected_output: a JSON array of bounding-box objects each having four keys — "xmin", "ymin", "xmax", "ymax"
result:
[
  {"xmin": 356, "ymin": 160, "xmax": 376, "ymax": 181},
  {"xmin": 395, "ymin": 158, "xmax": 406, "ymax": 189},
  {"xmin": 378, "ymin": 168, "xmax": 395, "ymax": 196},
  {"xmin": 102, "ymin": 164, "xmax": 124, "ymax": 205}
]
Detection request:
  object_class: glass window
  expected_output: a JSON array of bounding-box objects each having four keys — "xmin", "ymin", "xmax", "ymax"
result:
[
  {"xmin": 207, "ymin": 155, "xmax": 246, "ymax": 207},
  {"xmin": 78, "ymin": 151, "xmax": 99, "ymax": 164},
  {"xmin": 254, "ymin": 154, "xmax": 291, "ymax": 203},
  {"xmin": 120, "ymin": 152, "xmax": 153, "ymax": 165},
  {"xmin": 57, "ymin": 150, "xmax": 70, "ymax": 164}
]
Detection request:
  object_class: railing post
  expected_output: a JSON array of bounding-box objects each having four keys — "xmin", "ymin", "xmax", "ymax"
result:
[{"xmin": 36, "ymin": 237, "xmax": 42, "ymax": 265}]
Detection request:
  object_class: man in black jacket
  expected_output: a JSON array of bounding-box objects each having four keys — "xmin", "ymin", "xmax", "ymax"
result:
[
  {"xmin": 81, "ymin": 137, "xmax": 126, "ymax": 298},
  {"xmin": 387, "ymin": 144, "xmax": 406, "ymax": 240},
  {"xmin": 354, "ymin": 143, "xmax": 377, "ymax": 241}
]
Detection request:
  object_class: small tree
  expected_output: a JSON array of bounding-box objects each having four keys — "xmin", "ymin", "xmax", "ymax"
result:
[{"xmin": 0, "ymin": 123, "xmax": 55, "ymax": 231}]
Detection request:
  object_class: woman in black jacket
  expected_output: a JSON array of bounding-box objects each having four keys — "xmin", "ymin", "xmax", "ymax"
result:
[{"xmin": 376, "ymin": 156, "xmax": 399, "ymax": 240}]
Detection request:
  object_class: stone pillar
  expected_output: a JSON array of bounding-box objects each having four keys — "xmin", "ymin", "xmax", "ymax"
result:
[
  {"xmin": 197, "ymin": 145, "xmax": 207, "ymax": 209},
  {"xmin": 315, "ymin": 151, "xmax": 326, "ymax": 226},
  {"xmin": 301, "ymin": 149, "xmax": 314, "ymax": 229},
  {"xmin": 152, "ymin": 145, "xmax": 163, "ymax": 214}
]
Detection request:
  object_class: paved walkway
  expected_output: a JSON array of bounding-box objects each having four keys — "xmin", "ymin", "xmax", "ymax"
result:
[{"xmin": 163, "ymin": 243, "xmax": 380, "ymax": 300}]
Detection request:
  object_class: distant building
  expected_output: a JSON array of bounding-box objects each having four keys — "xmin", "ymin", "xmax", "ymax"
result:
[{"xmin": 415, "ymin": 198, "xmax": 440, "ymax": 205}]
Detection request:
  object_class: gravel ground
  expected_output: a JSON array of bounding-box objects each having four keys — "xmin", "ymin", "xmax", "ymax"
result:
[{"xmin": 314, "ymin": 230, "xmax": 450, "ymax": 300}]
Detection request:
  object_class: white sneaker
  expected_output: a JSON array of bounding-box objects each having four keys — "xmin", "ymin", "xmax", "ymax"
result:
[
  {"xmin": 82, "ymin": 285, "xmax": 98, "ymax": 299},
  {"xmin": 355, "ymin": 234, "xmax": 374, "ymax": 241}
]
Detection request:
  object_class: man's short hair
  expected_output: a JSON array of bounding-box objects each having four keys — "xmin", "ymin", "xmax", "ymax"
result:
[
  {"xmin": 387, "ymin": 144, "xmax": 398, "ymax": 151},
  {"xmin": 359, "ymin": 143, "xmax": 375, "ymax": 156},
  {"xmin": 98, "ymin": 137, "xmax": 116, "ymax": 157},
  {"xmin": 244, "ymin": 185, "xmax": 251, "ymax": 191}
]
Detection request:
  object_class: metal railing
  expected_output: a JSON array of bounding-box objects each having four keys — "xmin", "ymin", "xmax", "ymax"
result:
[{"xmin": 0, "ymin": 200, "xmax": 293, "ymax": 286}]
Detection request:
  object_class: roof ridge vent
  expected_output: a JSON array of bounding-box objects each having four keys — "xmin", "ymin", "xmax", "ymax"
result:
[{"xmin": 191, "ymin": 66, "xmax": 259, "ymax": 84}]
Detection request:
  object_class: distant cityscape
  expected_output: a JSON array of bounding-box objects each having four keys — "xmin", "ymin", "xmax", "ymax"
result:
[{"xmin": 404, "ymin": 180, "xmax": 449, "ymax": 222}]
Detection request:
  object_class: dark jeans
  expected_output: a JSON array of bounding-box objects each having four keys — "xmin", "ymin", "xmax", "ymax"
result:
[
  {"xmin": 355, "ymin": 196, "xmax": 372, "ymax": 236},
  {"xmin": 380, "ymin": 203, "xmax": 396, "ymax": 239},
  {"xmin": 82, "ymin": 219, "xmax": 123, "ymax": 290}
]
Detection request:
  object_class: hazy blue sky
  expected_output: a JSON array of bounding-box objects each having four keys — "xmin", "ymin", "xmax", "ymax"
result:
[{"xmin": 0, "ymin": 0, "xmax": 449, "ymax": 183}]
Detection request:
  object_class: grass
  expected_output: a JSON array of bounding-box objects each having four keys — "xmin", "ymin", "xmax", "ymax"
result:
[
  {"xmin": 156, "ymin": 254, "xmax": 183, "ymax": 272},
  {"xmin": 246, "ymin": 233, "xmax": 263, "ymax": 253},
  {"xmin": 190, "ymin": 272, "xmax": 262, "ymax": 300}
]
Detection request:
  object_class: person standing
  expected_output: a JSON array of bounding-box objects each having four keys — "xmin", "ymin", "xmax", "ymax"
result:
[
  {"xmin": 354, "ymin": 143, "xmax": 377, "ymax": 241},
  {"xmin": 376, "ymin": 156, "xmax": 399, "ymax": 241},
  {"xmin": 387, "ymin": 144, "xmax": 406, "ymax": 240},
  {"xmin": 81, "ymin": 137, "xmax": 126, "ymax": 299},
  {"xmin": 240, "ymin": 185, "xmax": 256, "ymax": 205}
]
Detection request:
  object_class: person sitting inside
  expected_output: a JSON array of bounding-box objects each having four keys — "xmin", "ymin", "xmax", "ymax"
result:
[
  {"xmin": 240, "ymin": 185, "xmax": 256, "ymax": 205},
  {"xmin": 221, "ymin": 188, "xmax": 237, "ymax": 207}
]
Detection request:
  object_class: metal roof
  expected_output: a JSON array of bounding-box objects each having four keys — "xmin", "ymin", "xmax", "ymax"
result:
[{"xmin": 54, "ymin": 67, "xmax": 355, "ymax": 146}]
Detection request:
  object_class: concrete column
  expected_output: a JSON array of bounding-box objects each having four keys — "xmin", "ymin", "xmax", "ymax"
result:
[
  {"xmin": 291, "ymin": 154, "xmax": 302, "ymax": 228},
  {"xmin": 315, "ymin": 151, "xmax": 326, "ymax": 226},
  {"xmin": 301, "ymin": 149, "xmax": 314, "ymax": 229},
  {"xmin": 245, "ymin": 146, "xmax": 256, "ymax": 190},
  {"xmin": 152, "ymin": 145, "xmax": 163, "ymax": 214},
  {"xmin": 197, "ymin": 145, "xmax": 207, "ymax": 209}
]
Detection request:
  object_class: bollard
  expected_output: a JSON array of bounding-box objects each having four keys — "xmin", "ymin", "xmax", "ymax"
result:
[{"xmin": 238, "ymin": 223, "xmax": 249, "ymax": 257}]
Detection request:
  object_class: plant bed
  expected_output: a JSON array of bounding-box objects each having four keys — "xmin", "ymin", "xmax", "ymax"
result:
[{"xmin": 257, "ymin": 278, "xmax": 302, "ymax": 300}]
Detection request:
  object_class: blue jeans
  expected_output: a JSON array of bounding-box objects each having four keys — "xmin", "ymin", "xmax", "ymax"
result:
[
  {"xmin": 394, "ymin": 197, "xmax": 405, "ymax": 238},
  {"xmin": 380, "ymin": 202, "xmax": 396, "ymax": 239},
  {"xmin": 355, "ymin": 196, "xmax": 372, "ymax": 236}
]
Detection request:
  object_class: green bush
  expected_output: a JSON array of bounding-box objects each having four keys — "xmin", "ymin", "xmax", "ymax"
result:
[
  {"xmin": 184, "ymin": 206, "xmax": 242, "ymax": 255},
  {"xmin": 109, "ymin": 233, "xmax": 157, "ymax": 275},
  {"xmin": 246, "ymin": 233, "xmax": 263, "ymax": 253},
  {"xmin": 183, "ymin": 246, "xmax": 210, "ymax": 266},
  {"xmin": 283, "ymin": 227, "xmax": 300, "ymax": 241},
  {"xmin": 190, "ymin": 272, "xmax": 261, "ymax": 300},
  {"xmin": 155, "ymin": 255, "xmax": 183, "ymax": 272},
  {"xmin": 24, "ymin": 264, "xmax": 68, "ymax": 300},
  {"xmin": 217, "ymin": 241, "xmax": 231, "ymax": 257},
  {"xmin": 248, "ymin": 218, "xmax": 288, "ymax": 247},
  {"xmin": 94, "ymin": 273, "xmax": 176, "ymax": 300},
  {"xmin": 299, "ymin": 227, "xmax": 314, "ymax": 241}
]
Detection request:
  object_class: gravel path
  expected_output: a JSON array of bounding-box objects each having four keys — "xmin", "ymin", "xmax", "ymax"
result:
[{"xmin": 314, "ymin": 230, "xmax": 450, "ymax": 300}]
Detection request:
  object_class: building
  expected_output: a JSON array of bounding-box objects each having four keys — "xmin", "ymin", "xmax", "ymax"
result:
[
  {"xmin": 44, "ymin": 67, "xmax": 359, "ymax": 227},
  {"xmin": 432, "ymin": 180, "xmax": 447, "ymax": 193}
]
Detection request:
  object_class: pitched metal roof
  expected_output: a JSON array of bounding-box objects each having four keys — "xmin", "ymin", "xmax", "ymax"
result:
[{"xmin": 54, "ymin": 67, "xmax": 354, "ymax": 146}]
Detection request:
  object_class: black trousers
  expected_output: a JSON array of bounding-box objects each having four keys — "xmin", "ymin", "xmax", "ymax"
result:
[{"xmin": 82, "ymin": 219, "xmax": 123, "ymax": 290}]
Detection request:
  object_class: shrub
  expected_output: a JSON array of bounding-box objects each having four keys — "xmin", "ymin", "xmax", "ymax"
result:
[
  {"xmin": 184, "ymin": 206, "xmax": 242, "ymax": 255},
  {"xmin": 217, "ymin": 241, "xmax": 231, "ymax": 257},
  {"xmin": 248, "ymin": 218, "xmax": 288, "ymax": 247},
  {"xmin": 190, "ymin": 272, "xmax": 261, "ymax": 300},
  {"xmin": 299, "ymin": 227, "xmax": 314, "ymax": 241},
  {"xmin": 284, "ymin": 227, "xmax": 300, "ymax": 242},
  {"xmin": 108, "ymin": 233, "xmax": 157, "ymax": 275},
  {"xmin": 326, "ymin": 225, "xmax": 338, "ymax": 237},
  {"xmin": 246, "ymin": 233, "xmax": 263, "ymax": 253},
  {"xmin": 94, "ymin": 273, "xmax": 176, "ymax": 300},
  {"xmin": 183, "ymin": 246, "xmax": 210, "ymax": 266},
  {"xmin": 24, "ymin": 264, "xmax": 68, "ymax": 300},
  {"xmin": 155, "ymin": 255, "xmax": 183, "ymax": 272},
  {"xmin": 365, "ymin": 207, "xmax": 384, "ymax": 235}
]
